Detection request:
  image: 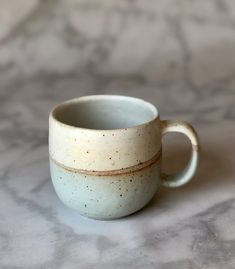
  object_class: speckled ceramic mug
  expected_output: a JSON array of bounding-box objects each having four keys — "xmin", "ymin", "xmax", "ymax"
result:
[{"xmin": 49, "ymin": 95, "xmax": 200, "ymax": 219}]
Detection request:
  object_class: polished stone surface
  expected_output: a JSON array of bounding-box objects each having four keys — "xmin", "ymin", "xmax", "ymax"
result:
[{"xmin": 0, "ymin": 0, "xmax": 235, "ymax": 268}]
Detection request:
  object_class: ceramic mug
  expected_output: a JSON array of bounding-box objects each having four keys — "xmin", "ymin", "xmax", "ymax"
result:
[{"xmin": 49, "ymin": 95, "xmax": 200, "ymax": 219}]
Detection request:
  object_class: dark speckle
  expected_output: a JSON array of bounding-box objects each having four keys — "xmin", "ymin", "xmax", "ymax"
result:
[
  {"xmin": 138, "ymin": 134, "xmax": 141, "ymax": 136},
  {"xmin": 116, "ymin": 150, "xmax": 119, "ymax": 153},
  {"xmin": 103, "ymin": 134, "xmax": 105, "ymax": 136},
  {"xmin": 120, "ymin": 194, "xmax": 123, "ymax": 197},
  {"xmin": 109, "ymin": 157, "xmax": 112, "ymax": 160},
  {"xmin": 126, "ymin": 189, "xmax": 128, "ymax": 191},
  {"xmin": 86, "ymin": 151, "xmax": 89, "ymax": 154},
  {"xmin": 85, "ymin": 176, "xmax": 87, "ymax": 178},
  {"xmin": 73, "ymin": 160, "xmax": 76, "ymax": 163},
  {"xmin": 86, "ymin": 185, "xmax": 89, "ymax": 188},
  {"xmin": 85, "ymin": 204, "xmax": 87, "ymax": 207},
  {"xmin": 124, "ymin": 128, "xmax": 127, "ymax": 130},
  {"xmin": 112, "ymin": 134, "xmax": 115, "ymax": 136},
  {"xmin": 119, "ymin": 187, "xmax": 121, "ymax": 190},
  {"xmin": 130, "ymin": 179, "xmax": 133, "ymax": 182},
  {"xmin": 119, "ymin": 205, "xmax": 122, "ymax": 207},
  {"xmin": 59, "ymin": 177, "xmax": 62, "ymax": 179}
]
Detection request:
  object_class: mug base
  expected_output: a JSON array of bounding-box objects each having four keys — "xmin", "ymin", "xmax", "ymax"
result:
[{"xmin": 50, "ymin": 158, "xmax": 160, "ymax": 220}]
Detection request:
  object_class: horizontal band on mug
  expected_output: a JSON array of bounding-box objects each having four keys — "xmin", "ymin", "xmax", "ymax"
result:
[{"xmin": 49, "ymin": 150, "xmax": 161, "ymax": 176}]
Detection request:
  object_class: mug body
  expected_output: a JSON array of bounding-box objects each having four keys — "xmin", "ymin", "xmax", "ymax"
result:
[{"xmin": 49, "ymin": 95, "xmax": 162, "ymax": 219}]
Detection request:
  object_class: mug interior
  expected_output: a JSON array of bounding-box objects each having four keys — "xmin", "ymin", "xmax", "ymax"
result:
[{"xmin": 52, "ymin": 95, "xmax": 158, "ymax": 130}]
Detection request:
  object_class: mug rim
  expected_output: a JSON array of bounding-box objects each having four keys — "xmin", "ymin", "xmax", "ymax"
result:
[{"xmin": 50, "ymin": 95, "xmax": 159, "ymax": 132}]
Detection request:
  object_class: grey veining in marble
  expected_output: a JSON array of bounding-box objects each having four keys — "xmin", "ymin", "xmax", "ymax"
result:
[{"xmin": 0, "ymin": 0, "xmax": 235, "ymax": 268}]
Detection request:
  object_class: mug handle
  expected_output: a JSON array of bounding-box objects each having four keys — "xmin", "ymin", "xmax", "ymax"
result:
[{"xmin": 160, "ymin": 120, "xmax": 200, "ymax": 187}]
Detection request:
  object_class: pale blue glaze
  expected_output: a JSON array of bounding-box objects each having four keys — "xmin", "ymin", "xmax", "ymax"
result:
[{"xmin": 50, "ymin": 159, "xmax": 161, "ymax": 219}]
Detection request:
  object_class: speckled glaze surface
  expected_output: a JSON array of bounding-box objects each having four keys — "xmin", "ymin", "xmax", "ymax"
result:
[
  {"xmin": 49, "ymin": 95, "xmax": 161, "ymax": 171},
  {"xmin": 49, "ymin": 95, "xmax": 199, "ymax": 219},
  {"xmin": 50, "ymin": 159, "xmax": 160, "ymax": 219}
]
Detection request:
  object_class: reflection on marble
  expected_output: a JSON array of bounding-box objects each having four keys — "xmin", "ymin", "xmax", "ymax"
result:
[{"xmin": 0, "ymin": 0, "xmax": 235, "ymax": 268}]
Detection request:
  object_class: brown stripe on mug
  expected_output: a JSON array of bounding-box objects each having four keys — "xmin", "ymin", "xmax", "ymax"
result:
[{"xmin": 49, "ymin": 149, "xmax": 162, "ymax": 176}]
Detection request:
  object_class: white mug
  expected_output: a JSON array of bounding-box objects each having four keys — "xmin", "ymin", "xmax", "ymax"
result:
[{"xmin": 49, "ymin": 95, "xmax": 200, "ymax": 219}]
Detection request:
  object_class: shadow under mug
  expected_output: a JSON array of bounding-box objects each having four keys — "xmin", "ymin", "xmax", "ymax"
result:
[{"xmin": 49, "ymin": 95, "xmax": 200, "ymax": 219}]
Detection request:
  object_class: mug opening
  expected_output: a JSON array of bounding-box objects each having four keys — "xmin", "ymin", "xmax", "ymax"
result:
[{"xmin": 52, "ymin": 95, "xmax": 158, "ymax": 130}]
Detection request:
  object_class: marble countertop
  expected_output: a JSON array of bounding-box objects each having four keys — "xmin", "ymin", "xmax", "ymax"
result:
[{"xmin": 0, "ymin": 0, "xmax": 235, "ymax": 268}]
